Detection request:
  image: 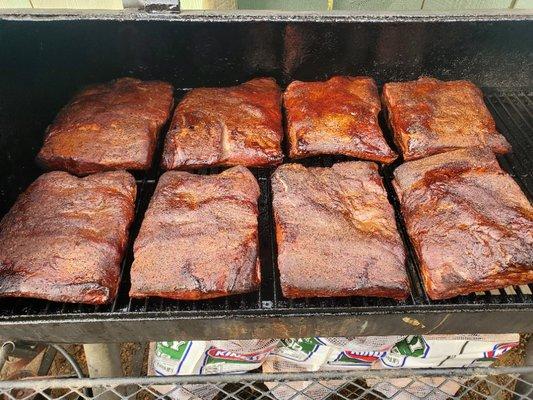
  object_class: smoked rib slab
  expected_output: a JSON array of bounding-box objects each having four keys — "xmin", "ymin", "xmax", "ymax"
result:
[
  {"xmin": 0, "ymin": 171, "xmax": 137, "ymax": 304},
  {"xmin": 271, "ymin": 162, "xmax": 409, "ymax": 300},
  {"xmin": 130, "ymin": 166, "xmax": 261, "ymax": 300},
  {"xmin": 161, "ymin": 78, "xmax": 283, "ymax": 169},
  {"xmin": 284, "ymin": 76, "xmax": 397, "ymax": 163},
  {"xmin": 382, "ymin": 77, "xmax": 511, "ymax": 160},
  {"xmin": 393, "ymin": 148, "xmax": 533, "ymax": 300},
  {"xmin": 37, "ymin": 77, "xmax": 174, "ymax": 175}
]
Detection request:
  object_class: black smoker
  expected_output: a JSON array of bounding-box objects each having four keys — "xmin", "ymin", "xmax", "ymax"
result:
[{"xmin": 0, "ymin": 10, "xmax": 531, "ymax": 343}]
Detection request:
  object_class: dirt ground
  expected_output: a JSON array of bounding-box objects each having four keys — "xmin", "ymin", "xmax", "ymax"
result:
[
  {"xmin": 48, "ymin": 342, "xmax": 148, "ymax": 378},
  {"xmin": 455, "ymin": 334, "xmax": 531, "ymax": 400}
]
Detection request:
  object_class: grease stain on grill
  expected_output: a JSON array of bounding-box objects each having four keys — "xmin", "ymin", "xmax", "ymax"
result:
[{"xmin": 402, "ymin": 317, "xmax": 426, "ymax": 329}]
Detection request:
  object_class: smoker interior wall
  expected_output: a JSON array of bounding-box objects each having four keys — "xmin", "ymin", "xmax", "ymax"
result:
[{"xmin": 0, "ymin": 19, "xmax": 531, "ymax": 215}]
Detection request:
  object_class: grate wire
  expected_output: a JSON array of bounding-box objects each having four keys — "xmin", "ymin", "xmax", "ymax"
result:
[{"xmin": 0, "ymin": 89, "xmax": 531, "ymax": 337}]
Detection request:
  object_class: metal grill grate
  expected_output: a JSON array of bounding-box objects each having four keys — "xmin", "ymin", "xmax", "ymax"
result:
[{"xmin": 0, "ymin": 90, "xmax": 531, "ymax": 340}]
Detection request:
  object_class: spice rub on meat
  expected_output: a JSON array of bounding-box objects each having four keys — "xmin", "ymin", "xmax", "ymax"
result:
[
  {"xmin": 272, "ymin": 162, "xmax": 409, "ymax": 300},
  {"xmin": 382, "ymin": 77, "xmax": 510, "ymax": 160},
  {"xmin": 393, "ymin": 148, "xmax": 533, "ymax": 300},
  {"xmin": 130, "ymin": 166, "xmax": 261, "ymax": 300},
  {"xmin": 161, "ymin": 78, "xmax": 283, "ymax": 169},
  {"xmin": 0, "ymin": 171, "xmax": 136, "ymax": 304}
]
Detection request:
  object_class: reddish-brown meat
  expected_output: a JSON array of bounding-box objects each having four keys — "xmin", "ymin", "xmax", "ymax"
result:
[
  {"xmin": 0, "ymin": 171, "xmax": 136, "ymax": 304},
  {"xmin": 272, "ymin": 162, "xmax": 409, "ymax": 300},
  {"xmin": 284, "ymin": 76, "xmax": 397, "ymax": 163},
  {"xmin": 37, "ymin": 77, "xmax": 174, "ymax": 175},
  {"xmin": 161, "ymin": 78, "xmax": 283, "ymax": 169},
  {"xmin": 382, "ymin": 77, "xmax": 511, "ymax": 160},
  {"xmin": 393, "ymin": 148, "xmax": 533, "ymax": 300},
  {"xmin": 130, "ymin": 166, "xmax": 261, "ymax": 300}
]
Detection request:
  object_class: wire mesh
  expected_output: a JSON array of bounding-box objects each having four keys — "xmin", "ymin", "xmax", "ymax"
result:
[{"xmin": 0, "ymin": 367, "xmax": 531, "ymax": 400}]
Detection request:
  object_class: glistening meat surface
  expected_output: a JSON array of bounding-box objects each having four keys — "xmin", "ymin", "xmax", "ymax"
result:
[
  {"xmin": 393, "ymin": 148, "xmax": 533, "ymax": 300},
  {"xmin": 37, "ymin": 77, "xmax": 174, "ymax": 175},
  {"xmin": 284, "ymin": 76, "xmax": 397, "ymax": 163},
  {"xmin": 0, "ymin": 171, "xmax": 136, "ymax": 304},
  {"xmin": 382, "ymin": 77, "xmax": 510, "ymax": 160},
  {"xmin": 162, "ymin": 78, "xmax": 283, "ymax": 169}
]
